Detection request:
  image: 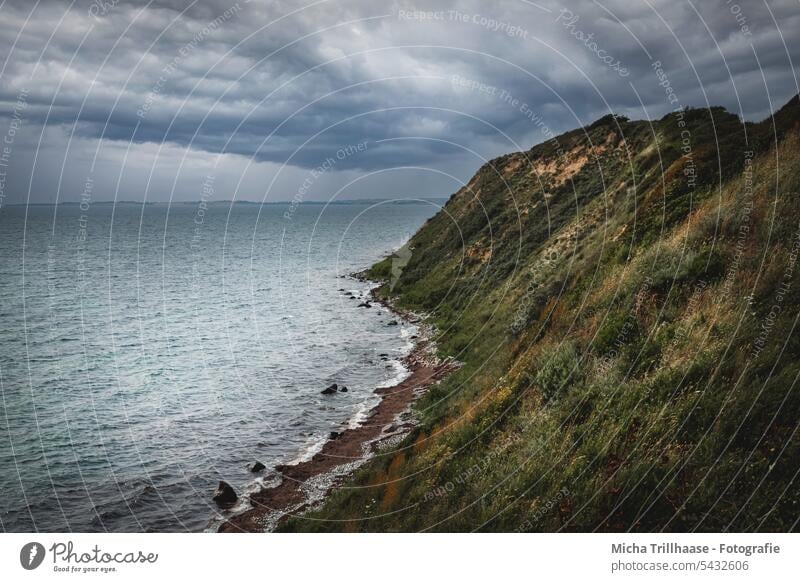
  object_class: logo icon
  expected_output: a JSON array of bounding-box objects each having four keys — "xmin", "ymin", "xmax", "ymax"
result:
[
  {"xmin": 390, "ymin": 240, "xmax": 413, "ymax": 290},
  {"xmin": 20, "ymin": 542, "xmax": 46, "ymax": 570}
]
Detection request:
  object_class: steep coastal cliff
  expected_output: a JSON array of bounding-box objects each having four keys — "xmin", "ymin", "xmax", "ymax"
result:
[{"xmin": 282, "ymin": 95, "xmax": 800, "ymax": 532}]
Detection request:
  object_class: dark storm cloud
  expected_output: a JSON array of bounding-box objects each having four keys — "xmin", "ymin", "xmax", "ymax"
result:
[{"xmin": 0, "ymin": 0, "xmax": 797, "ymax": 202}]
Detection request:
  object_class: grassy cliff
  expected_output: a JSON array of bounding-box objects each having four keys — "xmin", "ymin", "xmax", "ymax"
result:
[{"xmin": 282, "ymin": 95, "xmax": 800, "ymax": 532}]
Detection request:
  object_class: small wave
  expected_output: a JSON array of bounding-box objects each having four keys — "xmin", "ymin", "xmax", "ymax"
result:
[
  {"xmin": 398, "ymin": 324, "xmax": 419, "ymax": 354},
  {"xmin": 288, "ymin": 433, "xmax": 329, "ymax": 464},
  {"xmin": 376, "ymin": 358, "xmax": 411, "ymax": 389},
  {"xmin": 286, "ymin": 361, "xmax": 410, "ymax": 464},
  {"xmin": 204, "ymin": 472, "xmax": 282, "ymax": 532},
  {"xmin": 346, "ymin": 398, "xmax": 376, "ymax": 429}
]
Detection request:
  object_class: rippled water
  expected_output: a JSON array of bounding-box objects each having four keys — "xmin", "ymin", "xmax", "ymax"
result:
[{"xmin": 0, "ymin": 201, "xmax": 437, "ymax": 532}]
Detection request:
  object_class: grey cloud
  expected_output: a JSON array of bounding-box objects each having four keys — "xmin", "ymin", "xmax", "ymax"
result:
[{"xmin": 0, "ymin": 0, "xmax": 797, "ymax": 203}]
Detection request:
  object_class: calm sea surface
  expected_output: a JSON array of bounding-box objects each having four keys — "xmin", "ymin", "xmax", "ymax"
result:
[{"xmin": 0, "ymin": 201, "xmax": 437, "ymax": 532}]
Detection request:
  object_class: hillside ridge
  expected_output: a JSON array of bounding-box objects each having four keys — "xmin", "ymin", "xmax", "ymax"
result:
[{"xmin": 282, "ymin": 93, "xmax": 800, "ymax": 532}]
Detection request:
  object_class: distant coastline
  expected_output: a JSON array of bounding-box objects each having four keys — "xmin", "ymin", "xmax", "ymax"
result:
[{"xmin": 6, "ymin": 198, "xmax": 449, "ymax": 207}]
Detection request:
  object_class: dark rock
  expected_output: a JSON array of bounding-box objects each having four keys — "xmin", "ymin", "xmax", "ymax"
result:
[
  {"xmin": 213, "ymin": 481, "xmax": 237, "ymax": 507},
  {"xmin": 321, "ymin": 383, "xmax": 338, "ymax": 395},
  {"xmin": 349, "ymin": 296, "xmax": 356, "ymax": 300},
  {"xmin": 329, "ymin": 431, "xmax": 341, "ymax": 440},
  {"xmin": 357, "ymin": 302, "xmax": 371, "ymax": 308},
  {"xmin": 387, "ymin": 320, "xmax": 398, "ymax": 326},
  {"xmin": 249, "ymin": 461, "xmax": 266, "ymax": 473},
  {"xmin": 410, "ymin": 335, "xmax": 419, "ymax": 339},
  {"xmin": 339, "ymin": 386, "xmax": 348, "ymax": 392}
]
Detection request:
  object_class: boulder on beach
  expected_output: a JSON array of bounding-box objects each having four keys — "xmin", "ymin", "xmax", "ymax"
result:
[
  {"xmin": 321, "ymin": 383, "xmax": 338, "ymax": 395},
  {"xmin": 213, "ymin": 481, "xmax": 237, "ymax": 507},
  {"xmin": 249, "ymin": 461, "xmax": 266, "ymax": 473}
]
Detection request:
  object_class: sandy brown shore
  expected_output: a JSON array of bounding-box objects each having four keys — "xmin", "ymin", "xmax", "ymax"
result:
[{"xmin": 218, "ymin": 305, "xmax": 456, "ymax": 533}]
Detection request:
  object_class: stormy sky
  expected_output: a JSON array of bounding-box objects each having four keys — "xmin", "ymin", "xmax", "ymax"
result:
[{"xmin": 0, "ymin": 0, "xmax": 797, "ymax": 204}]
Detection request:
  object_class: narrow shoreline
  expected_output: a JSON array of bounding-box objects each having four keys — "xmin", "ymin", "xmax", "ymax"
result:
[{"xmin": 218, "ymin": 288, "xmax": 456, "ymax": 533}]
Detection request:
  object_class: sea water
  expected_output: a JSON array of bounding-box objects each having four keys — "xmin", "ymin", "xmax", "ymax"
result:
[{"xmin": 0, "ymin": 200, "xmax": 437, "ymax": 532}]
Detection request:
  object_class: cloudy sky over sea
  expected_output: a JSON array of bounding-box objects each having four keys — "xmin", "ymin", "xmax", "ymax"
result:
[{"xmin": 0, "ymin": 0, "xmax": 798, "ymax": 204}]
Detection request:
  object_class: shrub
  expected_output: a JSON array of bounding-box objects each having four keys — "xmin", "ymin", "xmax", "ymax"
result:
[
  {"xmin": 593, "ymin": 310, "xmax": 638, "ymax": 355},
  {"xmin": 535, "ymin": 342, "xmax": 582, "ymax": 402}
]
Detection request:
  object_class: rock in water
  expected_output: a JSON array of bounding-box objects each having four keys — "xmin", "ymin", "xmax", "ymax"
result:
[
  {"xmin": 213, "ymin": 481, "xmax": 237, "ymax": 507},
  {"xmin": 321, "ymin": 383, "xmax": 338, "ymax": 395},
  {"xmin": 357, "ymin": 301, "xmax": 371, "ymax": 308},
  {"xmin": 249, "ymin": 461, "xmax": 266, "ymax": 473},
  {"xmin": 339, "ymin": 386, "xmax": 348, "ymax": 392},
  {"xmin": 329, "ymin": 431, "xmax": 341, "ymax": 440},
  {"xmin": 387, "ymin": 320, "xmax": 398, "ymax": 326}
]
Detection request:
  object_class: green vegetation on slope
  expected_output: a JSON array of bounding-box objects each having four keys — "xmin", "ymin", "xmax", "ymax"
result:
[{"xmin": 282, "ymin": 95, "xmax": 800, "ymax": 532}]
